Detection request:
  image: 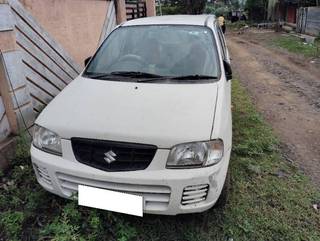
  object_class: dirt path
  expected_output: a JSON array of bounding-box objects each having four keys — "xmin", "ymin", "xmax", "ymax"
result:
[{"xmin": 228, "ymin": 33, "xmax": 320, "ymax": 187}]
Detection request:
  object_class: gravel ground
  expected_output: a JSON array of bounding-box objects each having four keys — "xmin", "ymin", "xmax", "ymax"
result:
[{"xmin": 228, "ymin": 30, "xmax": 320, "ymax": 187}]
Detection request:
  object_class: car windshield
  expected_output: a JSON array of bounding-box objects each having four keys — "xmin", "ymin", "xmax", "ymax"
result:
[{"xmin": 84, "ymin": 25, "xmax": 220, "ymax": 82}]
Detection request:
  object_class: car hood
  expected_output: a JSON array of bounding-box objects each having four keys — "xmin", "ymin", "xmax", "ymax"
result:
[{"xmin": 36, "ymin": 77, "xmax": 218, "ymax": 148}]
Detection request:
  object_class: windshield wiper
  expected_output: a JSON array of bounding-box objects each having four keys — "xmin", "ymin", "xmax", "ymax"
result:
[
  {"xmin": 83, "ymin": 72, "xmax": 117, "ymax": 79},
  {"xmin": 110, "ymin": 71, "xmax": 163, "ymax": 78},
  {"xmin": 137, "ymin": 75, "xmax": 218, "ymax": 83},
  {"xmin": 84, "ymin": 72, "xmax": 218, "ymax": 83},
  {"xmin": 83, "ymin": 71, "xmax": 162, "ymax": 80},
  {"xmin": 171, "ymin": 75, "xmax": 218, "ymax": 80}
]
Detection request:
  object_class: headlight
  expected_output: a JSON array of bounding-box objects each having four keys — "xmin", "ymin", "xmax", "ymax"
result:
[
  {"xmin": 33, "ymin": 125, "xmax": 62, "ymax": 156},
  {"xmin": 166, "ymin": 139, "xmax": 224, "ymax": 168}
]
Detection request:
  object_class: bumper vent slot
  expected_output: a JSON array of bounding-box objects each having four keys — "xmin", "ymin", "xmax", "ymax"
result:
[
  {"xmin": 34, "ymin": 164, "xmax": 52, "ymax": 186},
  {"xmin": 181, "ymin": 184, "xmax": 209, "ymax": 205},
  {"xmin": 71, "ymin": 138, "xmax": 157, "ymax": 172},
  {"xmin": 56, "ymin": 172, "xmax": 171, "ymax": 212}
]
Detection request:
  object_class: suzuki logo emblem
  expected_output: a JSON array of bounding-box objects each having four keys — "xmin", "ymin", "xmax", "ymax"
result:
[{"xmin": 104, "ymin": 150, "xmax": 117, "ymax": 164}]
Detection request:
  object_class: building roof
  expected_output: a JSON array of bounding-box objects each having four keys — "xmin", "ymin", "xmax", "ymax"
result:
[{"xmin": 122, "ymin": 15, "xmax": 215, "ymax": 27}]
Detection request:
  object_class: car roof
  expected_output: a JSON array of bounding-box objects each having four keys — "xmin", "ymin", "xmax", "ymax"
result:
[{"xmin": 122, "ymin": 15, "xmax": 215, "ymax": 27}]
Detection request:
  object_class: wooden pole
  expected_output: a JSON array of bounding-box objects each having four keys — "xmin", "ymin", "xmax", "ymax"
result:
[
  {"xmin": 0, "ymin": 52, "xmax": 19, "ymax": 135},
  {"xmin": 0, "ymin": 2, "xmax": 19, "ymax": 135},
  {"xmin": 275, "ymin": 1, "xmax": 281, "ymax": 32}
]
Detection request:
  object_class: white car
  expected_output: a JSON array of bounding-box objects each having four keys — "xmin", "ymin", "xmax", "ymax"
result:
[{"xmin": 31, "ymin": 15, "xmax": 232, "ymax": 215}]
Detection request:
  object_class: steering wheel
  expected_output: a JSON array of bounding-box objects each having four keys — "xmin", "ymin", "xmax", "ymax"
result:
[{"xmin": 116, "ymin": 54, "xmax": 147, "ymax": 66}]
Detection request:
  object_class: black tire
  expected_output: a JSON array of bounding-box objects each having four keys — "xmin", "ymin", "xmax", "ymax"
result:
[{"xmin": 214, "ymin": 170, "xmax": 230, "ymax": 208}]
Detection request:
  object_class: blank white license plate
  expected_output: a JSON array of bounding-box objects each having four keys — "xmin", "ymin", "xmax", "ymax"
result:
[{"xmin": 78, "ymin": 185, "xmax": 143, "ymax": 217}]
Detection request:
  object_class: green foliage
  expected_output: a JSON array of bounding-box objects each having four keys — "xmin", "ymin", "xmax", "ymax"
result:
[
  {"xmin": 271, "ymin": 35, "xmax": 320, "ymax": 58},
  {"xmin": 116, "ymin": 221, "xmax": 137, "ymax": 241},
  {"xmin": 156, "ymin": 5, "xmax": 182, "ymax": 15},
  {"xmin": 160, "ymin": 0, "xmax": 241, "ymax": 16},
  {"xmin": 204, "ymin": 2, "xmax": 229, "ymax": 16},
  {"xmin": 203, "ymin": 4, "xmax": 215, "ymax": 14},
  {"xmin": 157, "ymin": 0, "xmax": 206, "ymax": 15},
  {"xmin": 204, "ymin": 1, "xmax": 242, "ymax": 16},
  {"xmin": 225, "ymin": 80, "xmax": 320, "ymax": 240},
  {"xmin": 14, "ymin": 133, "xmax": 31, "ymax": 162},
  {"xmin": 176, "ymin": 0, "xmax": 207, "ymax": 14},
  {"xmin": 214, "ymin": 6, "xmax": 230, "ymax": 17},
  {"xmin": 40, "ymin": 215, "xmax": 82, "ymax": 241},
  {"xmin": 230, "ymin": 0, "xmax": 240, "ymax": 9},
  {"xmin": 245, "ymin": 0, "xmax": 268, "ymax": 21},
  {"xmin": 0, "ymin": 211, "xmax": 24, "ymax": 241},
  {"xmin": 0, "ymin": 81, "xmax": 319, "ymax": 240}
]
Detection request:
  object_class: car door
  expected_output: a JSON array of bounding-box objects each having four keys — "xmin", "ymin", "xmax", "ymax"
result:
[{"xmin": 213, "ymin": 22, "xmax": 232, "ymax": 152}]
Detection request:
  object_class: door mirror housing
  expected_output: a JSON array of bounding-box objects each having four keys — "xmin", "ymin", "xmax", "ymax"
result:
[
  {"xmin": 223, "ymin": 60, "xmax": 232, "ymax": 81},
  {"xmin": 84, "ymin": 56, "xmax": 92, "ymax": 66}
]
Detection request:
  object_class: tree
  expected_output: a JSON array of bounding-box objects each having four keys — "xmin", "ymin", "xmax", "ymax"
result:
[
  {"xmin": 245, "ymin": 0, "xmax": 268, "ymax": 21},
  {"xmin": 230, "ymin": 0, "xmax": 240, "ymax": 9},
  {"xmin": 166, "ymin": 0, "xmax": 207, "ymax": 14}
]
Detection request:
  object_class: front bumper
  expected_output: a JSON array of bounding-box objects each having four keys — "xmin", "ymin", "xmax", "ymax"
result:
[{"xmin": 31, "ymin": 140, "xmax": 230, "ymax": 215}]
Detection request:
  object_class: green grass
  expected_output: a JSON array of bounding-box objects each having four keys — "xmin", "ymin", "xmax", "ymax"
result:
[
  {"xmin": 271, "ymin": 35, "xmax": 320, "ymax": 58},
  {"xmin": 1, "ymin": 80, "xmax": 319, "ymax": 241}
]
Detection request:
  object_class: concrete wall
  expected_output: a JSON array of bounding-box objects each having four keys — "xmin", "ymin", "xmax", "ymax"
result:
[
  {"xmin": 20, "ymin": 0, "xmax": 111, "ymax": 66},
  {"xmin": 145, "ymin": 0, "xmax": 155, "ymax": 17}
]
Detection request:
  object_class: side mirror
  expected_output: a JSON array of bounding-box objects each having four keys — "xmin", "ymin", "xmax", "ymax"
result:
[
  {"xmin": 84, "ymin": 56, "xmax": 92, "ymax": 66},
  {"xmin": 223, "ymin": 60, "xmax": 232, "ymax": 80}
]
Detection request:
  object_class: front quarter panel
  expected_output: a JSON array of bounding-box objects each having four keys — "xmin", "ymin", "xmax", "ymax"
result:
[{"xmin": 211, "ymin": 78, "xmax": 232, "ymax": 154}]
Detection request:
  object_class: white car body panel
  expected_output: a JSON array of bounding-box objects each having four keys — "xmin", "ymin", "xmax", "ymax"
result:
[
  {"xmin": 31, "ymin": 15, "xmax": 232, "ymax": 215},
  {"xmin": 36, "ymin": 77, "xmax": 218, "ymax": 148}
]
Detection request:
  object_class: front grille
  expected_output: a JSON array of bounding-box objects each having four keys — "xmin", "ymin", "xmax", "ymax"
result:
[
  {"xmin": 33, "ymin": 164, "xmax": 52, "ymax": 186},
  {"xmin": 57, "ymin": 172, "xmax": 171, "ymax": 211},
  {"xmin": 71, "ymin": 138, "xmax": 157, "ymax": 172},
  {"xmin": 181, "ymin": 184, "xmax": 209, "ymax": 205}
]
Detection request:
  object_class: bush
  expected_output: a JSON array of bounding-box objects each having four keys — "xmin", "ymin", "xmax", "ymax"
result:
[
  {"xmin": 245, "ymin": 0, "xmax": 268, "ymax": 21},
  {"xmin": 214, "ymin": 6, "xmax": 230, "ymax": 17},
  {"xmin": 157, "ymin": 0, "xmax": 206, "ymax": 15},
  {"xmin": 156, "ymin": 5, "xmax": 182, "ymax": 15},
  {"xmin": 0, "ymin": 211, "xmax": 24, "ymax": 241},
  {"xmin": 204, "ymin": 4, "xmax": 215, "ymax": 14}
]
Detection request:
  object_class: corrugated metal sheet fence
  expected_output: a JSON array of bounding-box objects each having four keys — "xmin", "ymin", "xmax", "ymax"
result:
[
  {"xmin": 0, "ymin": 0, "xmax": 81, "ymax": 141},
  {"xmin": 297, "ymin": 7, "xmax": 320, "ymax": 36}
]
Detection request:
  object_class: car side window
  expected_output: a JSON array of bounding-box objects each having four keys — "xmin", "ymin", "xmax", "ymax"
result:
[{"xmin": 216, "ymin": 24, "xmax": 227, "ymax": 60}]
